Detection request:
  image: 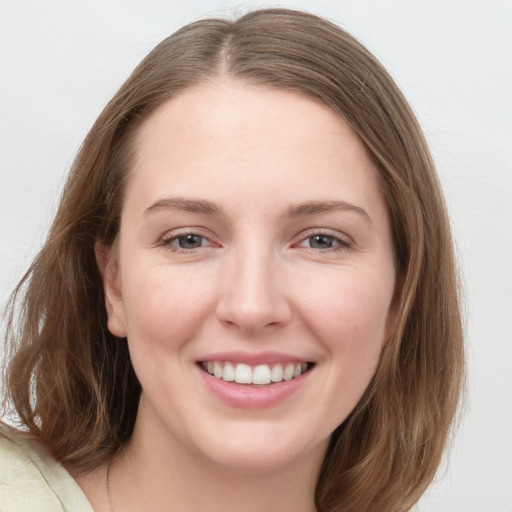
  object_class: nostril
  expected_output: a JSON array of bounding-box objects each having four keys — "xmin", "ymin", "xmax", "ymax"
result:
[
  {"xmin": 215, "ymin": 263, "xmax": 292, "ymax": 332},
  {"xmin": 216, "ymin": 298, "xmax": 292, "ymax": 333}
]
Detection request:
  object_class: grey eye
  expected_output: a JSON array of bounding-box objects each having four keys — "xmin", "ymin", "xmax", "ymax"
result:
[
  {"xmin": 175, "ymin": 234, "xmax": 204, "ymax": 249},
  {"xmin": 308, "ymin": 235, "xmax": 335, "ymax": 249}
]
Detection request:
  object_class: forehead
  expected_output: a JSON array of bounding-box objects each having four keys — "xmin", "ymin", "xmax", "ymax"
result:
[
  {"xmin": 133, "ymin": 80, "xmax": 367, "ymax": 164},
  {"xmin": 124, "ymin": 80, "xmax": 386, "ymax": 220}
]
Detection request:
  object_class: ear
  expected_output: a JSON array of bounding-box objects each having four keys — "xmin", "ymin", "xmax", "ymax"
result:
[{"xmin": 95, "ymin": 241, "xmax": 127, "ymax": 338}]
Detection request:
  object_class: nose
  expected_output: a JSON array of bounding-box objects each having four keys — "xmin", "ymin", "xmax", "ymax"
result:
[{"xmin": 215, "ymin": 245, "xmax": 292, "ymax": 334}]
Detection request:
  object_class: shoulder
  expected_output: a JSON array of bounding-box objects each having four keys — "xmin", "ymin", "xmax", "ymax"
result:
[{"xmin": 0, "ymin": 422, "xmax": 93, "ymax": 512}]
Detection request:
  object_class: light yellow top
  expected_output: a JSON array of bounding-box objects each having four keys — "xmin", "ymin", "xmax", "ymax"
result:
[{"xmin": 0, "ymin": 422, "xmax": 93, "ymax": 512}]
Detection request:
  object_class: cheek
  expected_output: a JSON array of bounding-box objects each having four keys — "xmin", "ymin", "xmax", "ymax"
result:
[
  {"xmin": 300, "ymin": 268, "xmax": 394, "ymax": 375},
  {"xmin": 120, "ymin": 265, "xmax": 215, "ymax": 348},
  {"xmin": 308, "ymin": 271, "xmax": 392, "ymax": 338}
]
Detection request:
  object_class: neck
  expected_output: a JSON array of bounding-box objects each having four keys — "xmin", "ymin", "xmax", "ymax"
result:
[{"xmin": 105, "ymin": 410, "xmax": 325, "ymax": 512}]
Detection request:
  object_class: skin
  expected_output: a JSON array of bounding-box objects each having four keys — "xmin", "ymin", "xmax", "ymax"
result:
[{"xmin": 83, "ymin": 80, "xmax": 397, "ymax": 512}]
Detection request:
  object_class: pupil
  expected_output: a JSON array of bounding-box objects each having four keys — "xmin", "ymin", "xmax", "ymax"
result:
[
  {"xmin": 179, "ymin": 234, "xmax": 202, "ymax": 249},
  {"xmin": 310, "ymin": 235, "xmax": 333, "ymax": 249}
]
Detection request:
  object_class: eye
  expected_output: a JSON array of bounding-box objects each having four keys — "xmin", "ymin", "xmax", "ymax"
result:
[
  {"xmin": 306, "ymin": 234, "xmax": 337, "ymax": 249},
  {"xmin": 173, "ymin": 234, "xmax": 205, "ymax": 249},
  {"xmin": 162, "ymin": 232, "xmax": 212, "ymax": 251},
  {"xmin": 296, "ymin": 232, "xmax": 351, "ymax": 251}
]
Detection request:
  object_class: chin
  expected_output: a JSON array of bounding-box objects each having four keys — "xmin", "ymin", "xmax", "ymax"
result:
[{"xmin": 192, "ymin": 428, "xmax": 329, "ymax": 474}]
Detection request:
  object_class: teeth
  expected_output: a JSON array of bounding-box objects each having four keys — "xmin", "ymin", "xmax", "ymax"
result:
[
  {"xmin": 202, "ymin": 361, "xmax": 309, "ymax": 385},
  {"xmin": 213, "ymin": 362, "xmax": 223, "ymax": 379},
  {"xmin": 223, "ymin": 362, "xmax": 235, "ymax": 381},
  {"xmin": 283, "ymin": 363, "xmax": 295, "ymax": 381},
  {"xmin": 253, "ymin": 364, "xmax": 271, "ymax": 385},
  {"xmin": 270, "ymin": 364, "xmax": 283, "ymax": 382},
  {"xmin": 235, "ymin": 363, "xmax": 252, "ymax": 384}
]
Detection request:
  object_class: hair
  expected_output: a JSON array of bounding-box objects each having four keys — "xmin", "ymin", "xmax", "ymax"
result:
[{"xmin": 2, "ymin": 8, "xmax": 464, "ymax": 512}]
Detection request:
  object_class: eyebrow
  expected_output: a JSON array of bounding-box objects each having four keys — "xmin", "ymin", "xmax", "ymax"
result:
[
  {"xmin": 143, "ymin": 197, "xmax": 373, "ymax": 227},
  {"xmin": 143, "ymin": 197, "xmax": 223, "ymax": 216},
  {"xmin": 285, "ymin": 200, "xmax": 373, "ymax": 227}
]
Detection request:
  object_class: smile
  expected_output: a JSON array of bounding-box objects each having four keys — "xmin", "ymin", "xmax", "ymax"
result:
[{"xmin": 200, "ymin": 361, "xmax": 310, "ymax": 385}]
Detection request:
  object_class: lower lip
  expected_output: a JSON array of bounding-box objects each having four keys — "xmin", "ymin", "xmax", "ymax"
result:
[{"xmin": 198, "ymin": 366, "xmax": 311, "ymax": 409}]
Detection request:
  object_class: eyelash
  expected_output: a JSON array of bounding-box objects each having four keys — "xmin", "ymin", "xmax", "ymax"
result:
[
  {"xmin": 160, "ymin": 231, "xmax": 215, "ymax": 253},
  {"xmin": 294, "ymin": 231, "xmax": 352, "ymax": 253},
  {"xmin": 159, "ymin": 230, "xmax": 352, "ymax": 254}
]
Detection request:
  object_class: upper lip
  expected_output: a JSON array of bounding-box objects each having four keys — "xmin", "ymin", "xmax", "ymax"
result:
[{"xmin": 197, "ymin": 351, "xmax": 312, "ymax": 366}]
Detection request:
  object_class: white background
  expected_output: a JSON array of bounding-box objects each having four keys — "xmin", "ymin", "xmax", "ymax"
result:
[{"xmin": 1, "ymin": 1, "xmax": 511, "ymax": 510}]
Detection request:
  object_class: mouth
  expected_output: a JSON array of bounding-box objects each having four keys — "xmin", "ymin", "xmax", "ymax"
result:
[{"xmin": 199, "ymin": 361, "xmax": 313, "ymax": 386}]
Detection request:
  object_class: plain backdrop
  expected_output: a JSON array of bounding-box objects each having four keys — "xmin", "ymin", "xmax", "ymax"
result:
[{"xmin": 1, "ymin": 1, "xmax": 511, "ymax": 510}]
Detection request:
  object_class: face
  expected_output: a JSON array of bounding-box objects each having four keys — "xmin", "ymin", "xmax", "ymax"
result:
[{"xmin": 100, "ymin": 81, "xmax": 396, "ymax": 472}]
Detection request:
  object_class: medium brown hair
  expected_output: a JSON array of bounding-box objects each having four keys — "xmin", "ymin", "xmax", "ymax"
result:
[{"xmin": 2, "ymin": 9, "xmax": 464, "ymax": 511}]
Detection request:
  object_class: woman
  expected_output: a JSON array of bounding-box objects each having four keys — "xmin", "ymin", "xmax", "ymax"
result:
[{"xmin": 1, "ymin": 8, "xmax": 464, "ymax": 512}]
